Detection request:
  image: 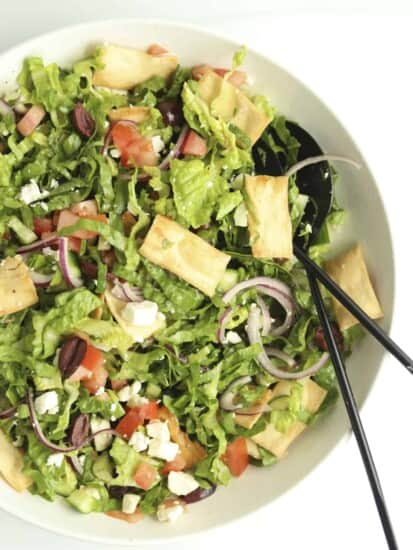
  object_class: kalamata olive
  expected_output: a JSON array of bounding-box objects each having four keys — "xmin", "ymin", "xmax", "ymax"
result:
[
  {"xmin": 314, "ymin": 323, "xmax": 343, "ymax": 352},
  {"xmin": 73, "ymin": 103, "xmax": 95, "ymax": 138},
  {"xmin": 108, "ymin": 486, "xmax": 141, "ymax": 499},
  {"xmin": 157, "ymin": 100, "xmax": 184, "ymax": 127},
  {"xmin": 182, "ymin": 485, "xmax": 216, "ymax": 504},
  {"xmin": 69, "ymin": 414, "xmax": 90, "ymax": 447},
  {"xmin": 79, "ymin": 260, "xmax": 98, "ymax": 279},
  {"xmin": 58, "ymin": 336, "xmax": 87, "ymax": 378}
]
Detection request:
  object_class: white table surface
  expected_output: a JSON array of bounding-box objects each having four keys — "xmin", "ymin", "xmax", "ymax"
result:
[{"xmin": 1, "ymin": 3, "xmax": 413, "ymax": 549}]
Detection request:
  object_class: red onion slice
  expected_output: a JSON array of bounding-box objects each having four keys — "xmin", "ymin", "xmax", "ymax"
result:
[
  {"xmin": 219, "ymin": 375, "xmax": 252, "ymax": 411},
  {"xmin": 256, "ymin": 285, "xmax": 294, "ymax": 337},
  {"xmin": 17, "ymin": 235, "xmax": 60, "ymax": 254},
  {"xmin": 217, "ymin": 306, "xmax": 233, "ymax": 344},
  {"xmin": 67, "ymin": 455, "xmax": 84, "ymax": 476},
  {"xmin": 121, "ymin": 282, "xmax": 143, "ymax": 302},
  {"xmin": 26, "ymin": 388, "xmax": 123, "ymax": 453},
  {"xmin": 58, "ymin": 237, "xmax": 83, "ymax": 288},
  {"xmin": 111, "ymin": 281, "xmax": 130, "ymax": 302},
  {"xmin": 247, "ymin": 306, "xmax": 329, "ymax": 379},
  {"xmin": 256, "ymin": 296, "xmax": 271, "ymax": 336},
  {"xmin": 0, "ymin": 406, "xmax": 17, "ymax": 419},
  {"xmin": 222, "ymin": 276, "xmax": 292, "ymax": 304},
  {"xmin": 158, "ymin": 124, "xmax": 189, "ymax": 171},
  {"xmin": 285, "ymin": 155, "xmax": 361, "ymax": 178},
  {"xmin": 265, "ymin": 346, "xmax": 296, "ymax": 368},
  {"xmin": 29, "ymin": 270, "xmax": 53, "ymax": 287},
  {"xmin": 183, "ymin": 485, "xmax": 216, "ymax": 504}
]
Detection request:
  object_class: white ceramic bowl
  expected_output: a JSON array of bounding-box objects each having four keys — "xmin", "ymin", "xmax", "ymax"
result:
[{"xmin": 0, "ymin": 18, "xmax": 394, "ymax": 545}]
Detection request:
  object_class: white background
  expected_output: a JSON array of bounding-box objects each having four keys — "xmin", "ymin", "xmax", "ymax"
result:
[{"xmin": 1, "ymin": 2, "xmax": 413, "ymax": 549}]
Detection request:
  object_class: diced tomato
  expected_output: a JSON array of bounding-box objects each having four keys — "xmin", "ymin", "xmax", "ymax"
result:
[
  {"xmin": 134, "ymin": 462, "xmax": 158, "ymax": 491},
  {"xmin": 222, "ymin": 437, "xmax": 248, "ymax": 477},
  {"xmin": 182, "ymin": 130, "xmax": 207, "ymax": 157},
  {"xmin": 71, "ymin": 199, "xmax": 98, "ymax": 217},
  {"xmin": 68, "ymin": 365, "xmax": 92, "ymax": 382},
  {"xmin": 111, "ymin": 123, "xmax": 158, "ymax": 168},
  {"xmin": 106, "ymin": 509, "xmax": 144, "ymax": 523},
  {"xmin": 81, "ymin": 363, "xmax": 108, "ymax": 395},
  {"xmin": 161, "ymin": 453, "xmax": 186, "ymax": 475},
  {"xmin": 16, "ymin": 105, "xmax": 46, "ymax": 136},
  {"xmin": 147, "ymin": 44, "xmax": 169, "ymax": 56},
  {"xmin": 111, "ymin": 379, "xmax": 128, "ymax": 391},
  {"xmin": 33, "ymin": 217, "xmax": 53, "ymax": 237},
  {"xmin": 100, "ymin": 249, "xmax": 116, "ymax": 268},
  {"xmin": 68, "ymin": 237, "xmax": 82, "ymax": 253},
  {"xmin": 121, "ymin": 138, "xmax": 158, "ymax": 168},
  {"xmin": 115, "ymin": 401, "xmax": 159, "ymax": 439},
  {"xmin": 81, "ymin": 344, "xmax": 104, "ymax": 371},
  {"xmin": 57, "ymin": 209, "xmax": 106, "ymax": 240}
]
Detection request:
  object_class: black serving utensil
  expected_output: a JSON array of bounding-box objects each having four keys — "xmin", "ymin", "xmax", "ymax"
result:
[{"xmin": 253, "ymin": 122, "xmax": 398, "ymax": 549}]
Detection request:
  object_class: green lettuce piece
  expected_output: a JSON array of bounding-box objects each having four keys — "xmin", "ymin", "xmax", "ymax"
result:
[
  {"xmin": 77, "ymin": 387, "xmax": 124, "ymax": 421},
  {"xmin": 232, "ymin": 46, "xmax": 246, "ymax": 69},
  {"xmin": 170, "ymin": 158, "xmax": 227, "ymax": 228},
  {"xmin": 109, "ymin": 437, "xmax": 139, "ymax": 485},
  {"xmin": 139, "ymin": 482, "xmax": 170, "ymax": 515},
  {"xmin": 32, "ymin": 289, "xmax": 101, "ymax": 358},
  {"xmin": 76, "ymin": 319, "xmax": 134, "ymax": 354},
  {"xmin": 67, "ymin": 484, "xmax": 112, "ymax": 513}
]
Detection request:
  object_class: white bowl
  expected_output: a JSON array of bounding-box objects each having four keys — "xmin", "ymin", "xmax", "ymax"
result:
[{"xmin": 0, "ymin": 18, "xmax": 394, "ymax": 545}]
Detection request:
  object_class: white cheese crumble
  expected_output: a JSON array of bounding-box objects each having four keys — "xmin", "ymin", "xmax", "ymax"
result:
[
  {"xmin": 122, "ymin": 493, "xmax": 141, "ymax": 514},
  {"xmin": 147, "ymin": 439, "xmax": 179, "ymax": 462},
  {"xmin": 110, "ymin": 148, "xmax": 121, "ymax": 158},
  {"xmin": 50, "ymin": 178, "xmax": 59, "ymax": 189},
  {"xmin": 121, "ymin": 301, "xmax": 159, "ymax": 327},
  {"xmin": 20, "ymin": 180, "xmax": 49, "ymax": 205},
  {"xmin": 127, "ymin": 395, "xmax": 149, "ymax": 408},
  {"xmin": 146, "ymin": 420, "xmax": 170, "ymax": 442},
  {"xmin": 151, "ymin": 135, "xmax": 164, "ymax": 153},
  {"xmin": 129, "ymin": 431, "xmax": 150, "ymax": 452},
  {"xmin": 90, "ymin": 416, "xmax": 112, "ymax": 452},
  {"xmin": 157, "ymin": 502, "xmax": 184, "ymax": 522},
  {"xmin": 225, "ymin": 331, "xmax": 242, "ymax": 344},
  {"xmin": 94, "ymin": 386, "xmax": 105, "ymax": 396},
  {"xmin": 167, "ymin": 471, "xmax": 199, "ymax": 496},
  {"xmin": 34, "ymin": 391, "xmax": 59, "ymax": 415},
  {"xmin": 46, "ymin": 453, "xmax": 65, "ymax": 468}
]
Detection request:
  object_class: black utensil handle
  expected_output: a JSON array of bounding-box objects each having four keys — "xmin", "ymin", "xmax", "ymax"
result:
[
  {"xmin": 307, "ymin": 272, "xmax": 398, "ymax": 550},
  {"xmin": 294, "ymin": 245, "xmax": 413, "ymax": 373}
]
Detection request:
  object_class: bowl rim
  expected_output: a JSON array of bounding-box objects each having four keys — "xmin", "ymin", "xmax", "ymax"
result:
[{"xmin": 0, "ymin": 15, "xmax": 396, "ymax": 545}]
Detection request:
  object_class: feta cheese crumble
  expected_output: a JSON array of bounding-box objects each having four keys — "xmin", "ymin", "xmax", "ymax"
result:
[
  {"xmin": 122, "ymin": 493, "xmax": 141, "ymax": 514},
  {"xmin": 146, "ymin": 420, "xmax": 170, "ymax": 442},
  {"xmin": 90, "ymin": 416, "xmax": 112, "ymax": 452},
  {"xmin": 47, "ymin": 453, "xmax": 65, "ymax": 468},
  {"xmin": 129, "ymin": 431, "xmax": 150, "ymax": 452},
  {"xmin": 151, "ymin": 135, "xmax": 164, "ymax": 153},
  {"xmin": 121, "ymin": 301, "xmax": 159, "ymax": 327},
  {"xmin": 167, "ymin": 471, "xmax": 199, "ymax": 496},
  {"xmin": 225, "ymin": 330, "xmax": 242, "ymax": 344},
  {"xmin": 147, "ymin": 439, "xmax": 179, "ymax": 462},
  {"xmin": 34, "ymin": 391, "xmax": 59, "ymax": 415},
  {"xmin": 20, "ymin": 180, "xmax": 49, "ymax": 205},
  {"xmin": 157, "ymin": 501, "xmax": 184, "ymax": 522}
]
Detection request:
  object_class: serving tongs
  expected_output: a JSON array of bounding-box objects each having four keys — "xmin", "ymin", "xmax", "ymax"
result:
[{"xmin": 253, "ymin": 122, "xmax": 410, "ymax": 549}]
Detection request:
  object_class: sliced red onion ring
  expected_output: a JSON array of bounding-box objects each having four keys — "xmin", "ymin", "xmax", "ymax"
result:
[
  {"xmin": 285, "ymin": 155, "xmax": 361, "ymax": 178},
  {"xmin": 219, "ymin": 375, "xmax": 252, "ymax": 411},
  {"xmin": 222, "ymin": 276, "xmax": 292, "ymax": 304},
  {"xmin": 158, "ymin": 124, "xmax": 189, "ymax": 171},
  {"xmin": 0, "ymin": 405, "xmax": 17, "ymax": 419},
  {"xmin": 265, "ymin": 346, "xmax": 296, "ymax": 368},
  {"xmin": 17, "ymin": 235, "xmax": 60, "ymax": 254},
  {"xmin": 256, "ymin": 285, "xmax": 294, "ymax": 337},
  {"xmin": 0, "ymin": 98, "xmax": 15, "ymax": 119},
  {"xmin": 29, "ymin": 270, "xmax": 53, "ymax": 288},
  {"xmin": 217, "ymin": 307, "xmax": 233, "ymax": 344},
  {"xmin": 111, "ymin": 281, "xmax": 130, "ymax": 302},
  {"xmin": 256, "ymin": 296, "xmax": 271, "ymax": 336},
  {"xmin": 67, "ymin": 455, "xmax": 84, "ymax": 476},
  {"xmin": 26, "ymin": 388, "xmax": 123, "ymax": 452},
  {"xmin": 58, "ymin": 237, "xmax": 82, "ymax": 288},
  {"xmin": 122, "ymin": 282, "xmax": 143, "ymax": 302},
  {"xmin": 247, "ymin": 306, "xmax": 329, "ymax": 379}
]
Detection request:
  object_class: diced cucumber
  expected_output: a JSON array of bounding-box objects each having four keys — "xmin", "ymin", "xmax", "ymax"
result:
[
  {"xmin": 217, "ymin": 269, "xmax": 238, "ymax": 292},
  {"xmin": 8, "ymin": 216, "xmax": 37, "ymax": 245}
]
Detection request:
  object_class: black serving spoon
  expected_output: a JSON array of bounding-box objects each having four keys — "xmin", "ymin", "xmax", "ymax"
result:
[{"xmin": 253, "ymin": 122, "xmax": 398, "ymax": 549}]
